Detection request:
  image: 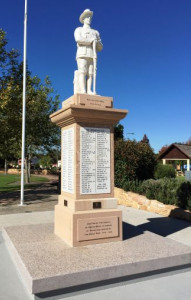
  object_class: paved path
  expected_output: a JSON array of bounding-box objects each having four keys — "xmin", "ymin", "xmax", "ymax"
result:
[
  {"xmin": 0, "ymin": 175, "xmax": 58, "ymax": 215},
  {"xmin": 1, "ymin": 206, "xmax": 191, "ymax": 246},
  {"xmin": 122, "ymin": 206, "xmax": 191, "ymax": 247},
  {"xmin": 58, "ymin": 269, "xmax": 191, "ymax": 300},
  {"xmin": 0, "ymin": 210, "xmax": 54, "ymax": 231},
  {"xmin": 0, "ymin": 206, "xmax": 191, "ymax": 299}
]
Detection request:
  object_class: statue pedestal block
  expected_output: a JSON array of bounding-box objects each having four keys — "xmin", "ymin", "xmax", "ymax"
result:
[
  {"xmin": 55, "ymin": 205, "xmax": 122, "ymax": 247},
  {"xmin": 50, "ymin": 94, "xmax": 128, "ymax": 247}
]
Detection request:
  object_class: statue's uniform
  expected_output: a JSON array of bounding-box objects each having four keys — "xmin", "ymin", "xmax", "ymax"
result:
[{"xmin": 74, "ymin": 27, "xmax": 103, "ymax": 76}]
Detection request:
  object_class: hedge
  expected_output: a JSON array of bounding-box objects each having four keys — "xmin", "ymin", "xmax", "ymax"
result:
[
  {"xmin": 120, "ymin": 178, "xmax": 191, "ymax": 211},
  {"xmin": 154, "ymin": 164, "xmax": 176, "ymax": 179}
]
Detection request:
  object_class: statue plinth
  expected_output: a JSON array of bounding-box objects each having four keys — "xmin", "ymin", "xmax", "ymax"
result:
[{"xmin": 50, "ymin": 94, "xmax": 128, "ymax": 247}]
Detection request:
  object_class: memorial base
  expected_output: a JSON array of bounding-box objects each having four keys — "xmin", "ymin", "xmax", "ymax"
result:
[
  {"xmin": 55, "ymin": 204, "xmax": 122, "ymax": 247},
  {"xmin": 3, "ymin": 222, "xmax": 191, "ymax": 297},
  {"xmin": 50, "ymin": 94, "xmax": 128, "ymax": 247}
]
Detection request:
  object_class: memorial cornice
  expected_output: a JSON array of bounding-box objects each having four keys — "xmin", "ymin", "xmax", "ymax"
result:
[{"xmin": 50, "ymin": 104, "xmax": 128, "ymax": 127}]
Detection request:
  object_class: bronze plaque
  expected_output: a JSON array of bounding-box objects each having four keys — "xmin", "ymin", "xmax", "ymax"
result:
[
  {"xmin": 77, "ymin": 216, "xmax": 119, "ymax": 242},
  {"xmin": 93, "ymin": 202, "xmax": 102, "ymax": 209}
]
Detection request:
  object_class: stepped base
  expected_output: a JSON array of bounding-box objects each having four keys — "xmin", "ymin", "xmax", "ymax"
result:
[{"xmin": 2, "ymin": 223, "xmax": 191, "ymax": 297}]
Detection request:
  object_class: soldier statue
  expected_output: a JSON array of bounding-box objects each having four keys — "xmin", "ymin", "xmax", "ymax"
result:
[{"xmin": 74, "ymin": 9, "xmax": 103, "ymax": 95}]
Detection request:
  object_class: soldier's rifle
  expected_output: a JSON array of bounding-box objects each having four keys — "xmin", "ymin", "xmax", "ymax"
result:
[{"xmin": 93, "ymin": 39, "xmax": 97, "ymax": 94}]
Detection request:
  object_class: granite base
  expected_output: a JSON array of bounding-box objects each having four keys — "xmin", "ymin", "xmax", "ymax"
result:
[{"xmin": 3, "ymin": 223, "xmax": 191, "ymax": 298}]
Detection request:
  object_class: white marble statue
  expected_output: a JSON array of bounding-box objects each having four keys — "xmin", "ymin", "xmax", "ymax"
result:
[{"xmin": 74, "ymin": 9, "xmax": 103, "ymax": 95}]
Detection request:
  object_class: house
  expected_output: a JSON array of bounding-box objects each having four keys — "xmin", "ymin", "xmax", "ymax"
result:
[{"xmin": 158, "ymin": 143, "xmax": 191, "ymax": 171}]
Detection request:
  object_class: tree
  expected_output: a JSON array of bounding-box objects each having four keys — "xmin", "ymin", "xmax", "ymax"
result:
[
  {"xmin": 0, "ymin": 29, "xmax": 60, "ymax": 181},
  {"xmin": 185, "ymin": 138, "xmax": 191, "ymax": 146},
  {"xmin": 114, "ymin": 139, "xmax": 157, "ymax": 187},
  {"xmin": 47, "ymin": 146, "xmax": 61, "ymax": 164},
  {"xmin": 39, "ymin": 155, "xmax": 53, "ymax": 169},
  {"xmin": 135, "ymin": 141, "xmax": 157, "ymax": 180},
  {"xmin": 23, "ymin": 75, "xmax": 60, "ymax": 182},
  {"xmin": 158, "ymin": 145, "xmax": 169, "ymax": 156},
  {"xmin": 114, "ymin": 123, "xmax": 124, "ymax": 141},
  {"xmin": 141, "ymin": 134, "xmax": 150, "ymax": 144},
  {"xmin": 0, "ymin": 29, "xmax": 22, "ymax": 173}
]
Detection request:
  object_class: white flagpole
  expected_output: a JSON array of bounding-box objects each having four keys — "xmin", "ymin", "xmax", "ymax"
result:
[{"xmin": 20, "ymin": 0, "xmax": 28, "ymax": 206}]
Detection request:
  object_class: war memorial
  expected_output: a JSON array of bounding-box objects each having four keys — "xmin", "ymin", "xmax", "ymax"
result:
[
  {"xmin": 50, "ymin": 8, "xmax": 127, "ymax": 247},
  {"xmin": 2, "ymin": 9, "xmax": 191, "ymax": 300}
]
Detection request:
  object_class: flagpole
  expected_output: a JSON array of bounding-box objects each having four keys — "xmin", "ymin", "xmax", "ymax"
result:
[{"xmin": 20, "ymin": 0, "xmax": 28, "ymax": 206}]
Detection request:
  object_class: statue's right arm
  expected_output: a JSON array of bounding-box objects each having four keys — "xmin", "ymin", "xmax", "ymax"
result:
[{"xmin": 74, "ymin": 28, "xmax": 92, "ymax": 46}]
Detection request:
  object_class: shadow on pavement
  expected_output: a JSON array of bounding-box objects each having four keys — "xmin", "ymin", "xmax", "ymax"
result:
[
  {"xmin": 0, "ymin": 181, "xmax": 58, "ymax": 206},
  {"xmin": 123, "ymin": 216, "xmax": 191, "ymax": 240},
  {"xmin": 123, "ymin": 222, "xmax": 144, "ymax": 240}
]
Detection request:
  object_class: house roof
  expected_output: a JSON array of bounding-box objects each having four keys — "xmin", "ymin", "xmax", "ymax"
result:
[{"xmin": 159, "ymin": 143, "xmax": 191, "ymax": 160}]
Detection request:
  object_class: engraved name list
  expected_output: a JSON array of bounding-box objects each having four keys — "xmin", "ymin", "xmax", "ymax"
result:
[{"xmin": 80, "ymin": 127, "xmax": 110, "ymax": 194}]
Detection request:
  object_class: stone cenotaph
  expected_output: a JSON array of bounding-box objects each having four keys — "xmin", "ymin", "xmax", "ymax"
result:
[{"xmin": 50, "ymin": 9, "xmax": 128, "ymax": 247}]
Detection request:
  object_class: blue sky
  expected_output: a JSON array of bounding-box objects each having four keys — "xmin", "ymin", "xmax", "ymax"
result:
[{"xmin": 1, "ymin": 0, "xmax": 191, "ymax": 153}]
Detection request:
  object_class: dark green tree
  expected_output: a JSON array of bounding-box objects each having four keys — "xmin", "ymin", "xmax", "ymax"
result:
[
  {"xmin": 24, "ymin": 75, "xmax": 60, "ymax": 182},
  {"xmin": 0, "ymin": 29, "xmax": 22, "ymax": 173},
  {"xmin": 114, "ymin": 123, "xmax": 124, "ymax": 141},
  {"xmin": 141, "ymin": 134, "xmax": 150, "ymax": 144},
  {"xmin": 114, "ymin": 139, "xmax": 157, "ymax": 187},
  {"xmin": 39, "ymin": 155, "xmax": 53, "ymax": 169},
  {"xmin": 0, "ymin": 29, "xmax": 60, "ymax": 181}
]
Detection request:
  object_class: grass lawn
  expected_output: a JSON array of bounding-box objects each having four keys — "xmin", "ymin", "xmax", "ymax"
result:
[{"xmin": 0, "ymin": 174, "xmax": 49, "ymax": 192}]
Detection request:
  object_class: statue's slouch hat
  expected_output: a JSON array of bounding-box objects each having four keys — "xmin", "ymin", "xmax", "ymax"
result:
[{"xmin": 79, "ymin": 9, "xmax": 93, "ymax": 24}]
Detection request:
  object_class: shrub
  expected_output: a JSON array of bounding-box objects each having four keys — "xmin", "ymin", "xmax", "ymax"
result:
[
  {"xmin": 177, "ymin": 182, "xmax": 191, "ymax": 209},
  {"xmin": 154, "ymin": 164, "xmax": 176, "ymax": 179},
  {"xmin": 122, "ymin": 178, "xmax": 191, "ymax": 211},
  {"xmin": 122, "ymin": 180, "xmax": 141, "ymax": 194}
]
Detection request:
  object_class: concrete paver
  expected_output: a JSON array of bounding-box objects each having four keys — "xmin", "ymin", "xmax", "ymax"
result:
[
  {"xmin": 0, "ymin": 188, "xmax": 191, "ymax": 299},
  {"xmin": 121, "ymin": 206, "xmax": 191, "ymax": 247},
  {"xmin": 0, "ymin": 232, "xmax": 32, "ymax": 300},
  {"xmin": 0, "ymin": 210, "xmax": 54, "ymax": 230},
  {"xmin": 1, "ymin": 205, "xmax": 191, "ymax": 246},
  {"xmin": 59, "ymin": 269, "xmax": 191, "ymax": 300}
]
